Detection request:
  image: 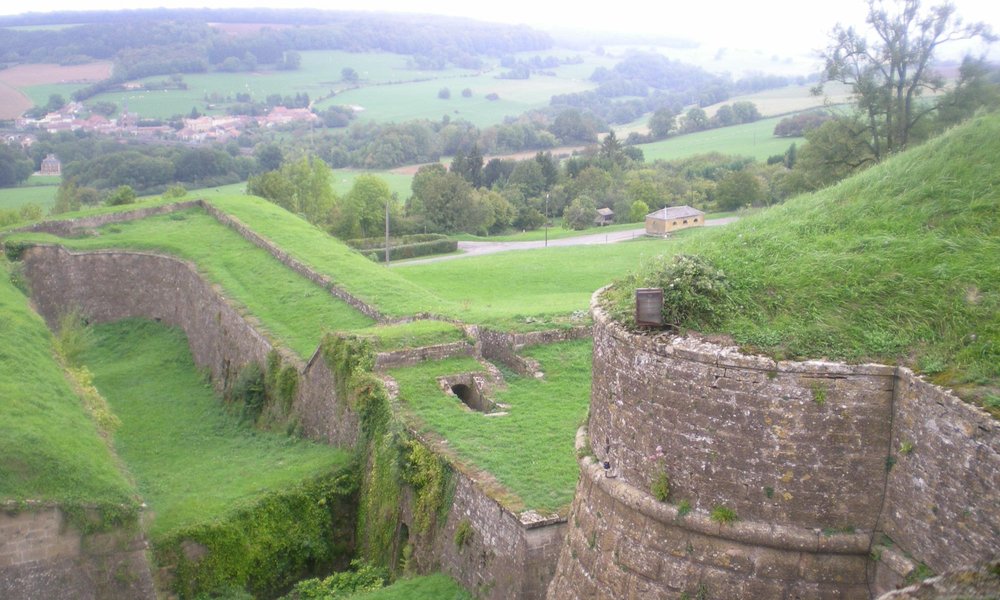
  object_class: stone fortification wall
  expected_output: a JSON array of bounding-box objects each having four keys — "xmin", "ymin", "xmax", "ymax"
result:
[
  {"xmin": 881, "ymin": 373, "xmax": 999, "ymax": 575},
  {"xmin": 374, "ymin": 341, "xmax": 475, "ymax": 370},
  {"xmin": 549, "ymin": 291, "xmax": 999, "ymax": 599},
  {"xmin": 0, "ymin": 506, "xmax": 154, "ymax": 600},
  {"xmin": 16, "ymin": 201, "xmax": 203, "ymax": 237},
  {"xmin": 21, "ymin": 245, "xmax": 566, "ymax": 598},
  {"xmin": 478, "ymin": 326, "xmax": 591, "ymax": 376},
  {"xmin": 22, "ymin": 245, "xmax": 275, "ymax": 389},
  {"xmin": 427, "ymin": 470, "xmax": 565, "ymax": 599}
]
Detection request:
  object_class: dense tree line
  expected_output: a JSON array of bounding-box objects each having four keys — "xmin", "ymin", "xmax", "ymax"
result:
[
  {"xmin": 0, "ymin": 9, "xmax": 551, "ymax": 94},
  {"xmin": 552, "ymin": 52, "xmax": 794, "ymax": 126}
]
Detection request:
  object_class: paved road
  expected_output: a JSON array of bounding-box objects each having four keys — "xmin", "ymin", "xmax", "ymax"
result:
[{"xmin": 395, "ymin": 217, "xmax": 738, "ymax": 267}]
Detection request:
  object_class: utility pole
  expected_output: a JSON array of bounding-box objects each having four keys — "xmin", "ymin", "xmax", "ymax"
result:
[
  {"xmin": 545, "ymin": 193, "xmax": 549, "ymax": 248},
  {"xmin": 384, "ymin": 196, "xmax": 390, "ymax": 267}
]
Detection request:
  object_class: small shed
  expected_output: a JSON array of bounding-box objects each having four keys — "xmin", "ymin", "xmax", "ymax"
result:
[
  {"xmin": 594, "ymin": 207, "xmax": 614, "ymax": 227},
  {"xmin": 645, "ymin": 205, "xmax": 705, "ymax": 236},
  {"xmin": 39, "ymin": 153, "xmax": 61, "ymax": 176}
]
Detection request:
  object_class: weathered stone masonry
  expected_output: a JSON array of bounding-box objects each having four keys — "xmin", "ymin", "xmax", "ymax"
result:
[
  {"xmin": 0, "ymin": 504, "xmax": 154, "ymax": 600},
  {"xmin": 20, "ymin": 244, "xmax": 566, "ymax": 599},
  {"xmin": 548, "ymin": 291, "xmax": 999, "ymax": 599}
]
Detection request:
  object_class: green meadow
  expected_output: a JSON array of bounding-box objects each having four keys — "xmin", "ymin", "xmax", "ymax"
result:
[
  {"xmin": 637, "ymin": 116, "xmax": 803, "ymax": 162},
  {"xmin": 0, "ymin": 181, "xmax": 59, "ymax": 211}
]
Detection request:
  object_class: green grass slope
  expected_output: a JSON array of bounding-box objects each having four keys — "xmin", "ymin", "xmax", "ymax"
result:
[
  {"xmin": 610, "ymin": 112, "xmax": 1000, "ymax": 405},
  {"xmin": 7, "ymin": 207, "xmax": 375, "ymax": 357},
  {"xmin": 79, "ymin": 318, "xmax": 351, "ymax": 538},
  {"xmin": 391, "ymin": 340, "xmax": 592, "ymax": 512},
  {"xmin": 0, "ymin": 260, "xmax": 136, "ymax": 509}
]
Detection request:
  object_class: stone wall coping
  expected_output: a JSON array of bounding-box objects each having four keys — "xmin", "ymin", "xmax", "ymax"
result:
[
  {"xmin": 574, "ymin": 426, "xmax": 872, "ymax": 555},
  {"xmin": 591, "ymin": 285, "xmax": 897, "ymax": 378}
]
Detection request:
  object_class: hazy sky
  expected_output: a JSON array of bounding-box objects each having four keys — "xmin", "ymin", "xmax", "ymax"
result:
[{"xmin": 3, "ymin": 0, "xmax": 998, "ymax": 61}]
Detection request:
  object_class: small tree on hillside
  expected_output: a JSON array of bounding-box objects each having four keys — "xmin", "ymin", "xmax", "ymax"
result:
[{"xmin": 818, "ymin": 0, "xmax": 996, "ymax": 161}]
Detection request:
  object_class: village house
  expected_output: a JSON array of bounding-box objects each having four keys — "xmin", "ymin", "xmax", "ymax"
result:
[
  {"xmin": 39, "ymin": 153, "xmax": 61, "ymax": 175},
  {"xmin": 645, "ymin": 205, "xmax": 705, "ymax": 235},
  {"xmin": 594, "ymin": 207, "xmax": 614, "ymax": 226}
]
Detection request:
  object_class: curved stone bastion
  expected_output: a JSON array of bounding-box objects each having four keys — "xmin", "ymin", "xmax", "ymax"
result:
[{"xmin": 547, "ymin": 289, "xmax": 999, "ymax": 599}]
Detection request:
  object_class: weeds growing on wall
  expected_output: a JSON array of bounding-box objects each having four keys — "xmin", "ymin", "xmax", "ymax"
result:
[
  {"xmin": 320, "ymin": 334, "xmax": 453, "ymax": 574},
  {"xmin": 158, "ymin": 472, "xmax": 357, "ymax": 599},
  {"xmin": 602, "ymin": 254, "xmax": 731, "ymax": 331}
]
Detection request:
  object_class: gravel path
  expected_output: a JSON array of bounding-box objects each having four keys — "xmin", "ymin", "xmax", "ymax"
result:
[{"xmin": 394, "ymin": 217, "xmax": 738, "ymax": 267}]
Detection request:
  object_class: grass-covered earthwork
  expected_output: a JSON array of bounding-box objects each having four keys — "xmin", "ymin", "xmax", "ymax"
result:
[
  {"xmin": 8, "ymin": 206, "xmax": 375, "ymax": 357},
  {"xmin": 606, "ymin": 113, "xmax": 1000, "ymax": 405},
  {"xmin": 390, "ymin": 340, "xmax": 592, "ymax": 513},
  {"xmin": 0, "ymin": 259, "xmax": 137, "ymax": 512},
  {"xmin": 78, "ymin": 318, "xmax": 352, "ymax": 538}
]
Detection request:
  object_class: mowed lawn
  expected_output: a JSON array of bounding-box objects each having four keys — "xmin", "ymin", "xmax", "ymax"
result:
[
  {"xmin": 80, "ymin": 319, "xmax": 351, "ymax": 538},
  {"xmin": 393, "ymin": 233, "xmax": 706, "ymax": 328},
  {"xmin": 391, "ymin": 340, "xmax": 592, "ymax": 513}
]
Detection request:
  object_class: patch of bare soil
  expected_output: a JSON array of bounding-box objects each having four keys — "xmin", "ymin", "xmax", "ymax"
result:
[{"xmin": 0, "ymin": 61, "xmax": 113, "ymax": 87}]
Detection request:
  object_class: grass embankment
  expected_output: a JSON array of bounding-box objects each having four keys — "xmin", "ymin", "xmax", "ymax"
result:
[
  {"xmin": 204, "ymin": 196, "xmax": 448, "ymax": 318},
  {"xmin": 7, "ymin": 207, "xmax": 375, "ymax": 357},
  {"xmin": 0, "ymin": 260, "xmax": 137, "ymax": 511},
  {"xmin": 609, "ymin": 113, "xmax": 1000, "ymax": 405},
  {"xmin": 78, "ymin": 318, "xmax": 352, "ymax": 539},
  {"xmin": 390, "ymin": 340, "xmax": 592, "ymax": 513},
  {"xmin": 350, "ymin": 320, "xmax": 468, "ymax": 351}
]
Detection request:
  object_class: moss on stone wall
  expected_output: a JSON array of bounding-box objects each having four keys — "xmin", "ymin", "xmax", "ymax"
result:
[
  {"xmin": 156, "ymin": 470, "xmax": 357, "ymax": 599},
  {"xmin": 320, "ymin": 334, "xmax": 453, "ymax": 575}
]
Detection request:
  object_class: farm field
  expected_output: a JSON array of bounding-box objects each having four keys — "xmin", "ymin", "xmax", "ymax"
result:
[
  {"xmin": 0, "ymin": 180, "xmax": 60, "ymax": 211},
  {"xmin": 0, "ymin": 61, "xmax": 111, "ymax": 118},
  {"xmin": 317, "ymin": 70, "xmax": 596, "ymax": 128},
  {"xmin": 701, "ymin": 82, "xmax": 853, "ymax": 118},
  {"xmin": 79, "ymin": 318, "xmax": 351, "ymax": 538},
  {"xmin": 391, "ymin": 340, "xmax": 592, "ymax": 513},
  {"xmin": 637, "ymin": 116, "xmax": 803, "ymax": 162}
]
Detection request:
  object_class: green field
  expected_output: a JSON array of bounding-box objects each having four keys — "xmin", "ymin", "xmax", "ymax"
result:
[
  {"xmin": 22, "ymin": 82, "xmax": 92, "ymax": 108},
  {"xmin": 391, "ymin": 340, "xmax": 592, "ymax": 512},
  {"xmin": 637, "ymin": 116, "xmax": 803, "ymax": 162},
  {"xmin": 84, "ymin": 51, "xmax": 484, "ymax": 120},
  {"xmin": 0, "ymin": 259, "xmax": 137, "ymax": 509},
  {"xmin": 346, "ymin": 574, "xmax": 472, "ymax": 600},
  {"xmin": 0, "ymin": 182, "xmax": 59, "ymax": 211},
  {"xmin": 79, "ymin": 318, "xmax": 351, "ymax": 538},
  {"xmin": 77, "ymin": 48, "xmax": 609, "ymax": 126},
  {"xmin": 393, "ymin": 234, "xmax": 705, "ymax": 327},
  {"xmin": 317, "ymin": 71, "xmax": 595, "ymax": 128}
]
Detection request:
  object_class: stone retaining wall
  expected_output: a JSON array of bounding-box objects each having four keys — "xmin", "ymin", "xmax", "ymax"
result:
[
  {"xmin": 20, "ymin": 245, "xmax": 566, "ymax": 599},
  {"xmin": 16, "ymin": 201, "xmax": 203, "ymax": 237},
  {"xmin": 0, "ymin": 506, "xmax": 154, "ymax": 600},
  {"xmin": 478, "ymin": 326, "xmax": 591, "ymax": 376},
  {"xmin": 548, "ymin": 290, "xmax": 1000, "ymax": 599},
  {"xmin": 374, "ymin": 341, "xmax": 476, "ymax": 370}
]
